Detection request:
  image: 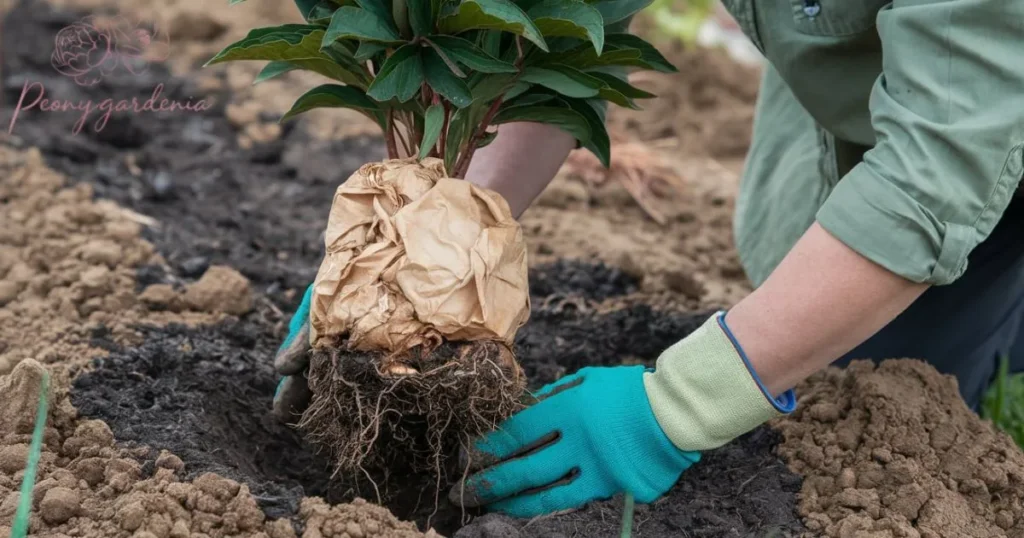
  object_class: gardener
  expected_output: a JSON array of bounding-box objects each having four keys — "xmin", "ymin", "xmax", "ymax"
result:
[{"xmin": 274, "ymin": 0, "xmax": 1024, "ymax": 519}]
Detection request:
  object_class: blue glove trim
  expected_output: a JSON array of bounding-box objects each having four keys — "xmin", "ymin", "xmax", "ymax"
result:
[
  {"xmin": 717, "ymin": 311, "xmax": 796, "ymax": 414},
  {"xmin": 278, "ymin": 284, "xmax": 314, "ymax": 353}
]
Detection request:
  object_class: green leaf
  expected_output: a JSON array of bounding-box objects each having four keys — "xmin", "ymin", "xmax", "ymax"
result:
[
  {"xmin": 481, "ymin": 29, "xmax": 503, "ymax": 57},
  {"xmin": 409, "ymin": 0, "xmax": 433, "ymax": 35},
  {"xmin": 535, "ymin": 35, "xmax": 675, "ymax": 72},
  {"xmin": 605, "ymin": 33, "xmax": 676, "ymax": 72},
  {"xmin": 438, "ymin": 0, "xmax": 548, "ymax": 51},
  {"xmin": 478, "ymin": 129, "xmax": 498, "ymax": 148},
  {"xmin": 519, "ymin": 65, "xmax": 602, "ymax": 98},
  {"xmin": 355, "ymin": 41, "xmax": 387, "ymax": 61},
  {"xmin": 393, "ymin": 0, "xmax": 412, "ymax": 36},
  {"xmin": 588, "ymin": 70, "xmax": 653, "ymax": 108},
  {"xmin": 589, "ymin": 70, "xmax": 654, "ymax": 98},
  {"xmin": 445, "ymin": 107, "xmax": 470, "ymax": 173},
  {"xmin": 357, "ymin": 0, "xmax": 397, "ymax": 28},
  {"xmin": 423, "ymin": 48, "xmax": 474, "ymax": 108},
  {"xmin": 428, "ymin": 35, "xmax": 517, "ymax": 73},
  {"xmin": 419, "ymin": 103, "xmax": 445, "ymax": 159},
  {"xmin": 528, "ymin": 0, "xmax": 604, "ymax": 54},
  {"xmin": 305, "ymin": 0, "xmax": 342, "ymax": 23},
  {"xmin": 319, "ymin": 42, "xmax": 376, "ymax": 86},
  {"xmin": 503, "ymin": 80, "xmax": 532, "ymax": 100},
  {"xmin": 298, "ymin": 58, "xmax": 369, "ymax": 85},
  {"xmin": 546, "ymin": 46, "xmax": 641, "ymax": 68},
  {"xmin": 424, "ymin": 40, "xmax": 467, "ymax": 76},
  {"xmin": 206, "ymin": 25, "xmax": 370, "ymax": 86},
  {"xmin": 282, "ymin": 84, "xmax": 385, "ymax": 128},
  {"xmin": 367, "ymin": 44, "xmax": 424, "ymax": 102},
  {"xmin": 588, "ymin": 0, "xmax": 652, "ymax": 25},
  {"xmin": 280, "ymin": 84, "xmax": 379, "ymax": 120},
  {"xmin": 206, "ymin": 25, "xmax": 326, "ymax": 64},
  {"xmin": 507, "ymin": 91, "xmax": 556, "ymax": 107},
  {"xmin": 469, "ymin": 72, "xmax": 516, "ymax": 102},
  {"xmin": 323, "ymin": 6, "xmax": 403, "ymax": 45},
  {"xmin": 493, "ymin": 104, "xmax": 591, "ymax": 144},
  {"xmin": 565, "ymin": 97, "xmax": 609, "ymax": 166},
  {"xmin": 431, "ymin": 0, "xmax": 446, "ymax": 22},
  {"xmin": 254, "ymin": 61, "xmax": 301, "ymax": 84}
]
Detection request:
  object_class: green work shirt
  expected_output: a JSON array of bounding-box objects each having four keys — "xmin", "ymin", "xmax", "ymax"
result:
[{"xmin": 721, "ymin": 0, "xmax": 1024, "ymax": 287}]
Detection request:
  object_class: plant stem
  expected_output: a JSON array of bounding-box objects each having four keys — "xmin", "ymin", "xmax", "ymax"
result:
[
  {"xmin": 395, "ymin": 119, "xmax": 413, "ymax": 157},
  {"xmin": 385, "ymin": 110, "xmax": 400, "ymax": 159},
  {"xmin": 438, "ymin": 102, "xmax": 451, "ymax": 159},
  {"xmin": 453, "ymin": 96, "xmax": 503, "ymax": 178}
]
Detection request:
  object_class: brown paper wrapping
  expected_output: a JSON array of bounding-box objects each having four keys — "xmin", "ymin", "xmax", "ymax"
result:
[{"xmin": 309, "ymin": 158, "xmax": 530, "ymax": 352}]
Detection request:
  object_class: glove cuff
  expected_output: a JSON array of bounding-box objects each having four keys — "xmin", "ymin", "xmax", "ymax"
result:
[{"xmin": 642, "ymin": 311, "xmax": 796, "ymax": 452}]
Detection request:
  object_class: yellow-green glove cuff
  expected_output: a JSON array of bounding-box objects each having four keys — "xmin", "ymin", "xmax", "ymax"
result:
[{"xmin": 642, "ymin": 311, "xmax": 796, "ymax": 452}]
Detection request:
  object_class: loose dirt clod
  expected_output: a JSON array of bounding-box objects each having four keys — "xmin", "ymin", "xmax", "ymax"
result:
[
  {"xmin": 300, "ymin": 497, "xmax": 440, "ymax": 538},
  {"xmin": 184, "ymin": 265, "xmax": 255, "ymax": 316},
  {"xmin": 40, "ymin": 486, "xmax": 80, "ymax": 524},
  {"xmin": 777, "ymin": 359, "xmax": 1024, "ymax": 537}
]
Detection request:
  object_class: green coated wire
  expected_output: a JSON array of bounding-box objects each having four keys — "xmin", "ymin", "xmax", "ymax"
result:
[
  {"xmin": 620, "ymin": 492, "xmax": 635, "ymax": 538},
  {"xmin": 11, "ymin": 370, "xmax": 51, "ymax": 538}
]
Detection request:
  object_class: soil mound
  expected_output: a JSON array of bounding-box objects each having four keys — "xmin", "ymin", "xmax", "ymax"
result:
[
  {"xmin": 0, "ymin": 360, "xmax": 432, "ymax": 538},
  {"xmin": 776, "ymin": 359, "xmax": 1024, "ymax": 537},
  {"xmin": 0, "ymin": 142, "xmax": 219, "ymax": 376}
]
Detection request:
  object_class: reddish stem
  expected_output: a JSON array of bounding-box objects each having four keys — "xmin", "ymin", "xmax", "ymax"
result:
[
  {"xmin": 453, "ymin": 97, "xmax": 504, "ymax": 178},
  {"xmin": 437, "ymin": 101, "xmax": 451, "ymax": 160},
  {"xmin": 385, "ymin": 110, "xmax": 400, "ymax": 160}
]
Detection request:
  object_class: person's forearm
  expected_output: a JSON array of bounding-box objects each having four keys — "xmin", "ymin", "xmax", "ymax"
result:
[
  {"xmin": 465, "ymin": 122, "xmax": 576, "ymax": 218},
  {"xmin": 725, "ymin": 222, "xmax": 929, "ymax": 396}
]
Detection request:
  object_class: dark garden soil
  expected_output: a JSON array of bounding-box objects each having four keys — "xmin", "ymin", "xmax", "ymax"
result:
[
  {"xmin": 3, "ymin": 1, "xmax": 806, "ymax": 536},
  {"xmin": 71, "ymin": 297, "xmax": 804, "ymax": 537},
  {"xmin": 455, "ymin": 428, "xmax": 803, "ymax": 538}
]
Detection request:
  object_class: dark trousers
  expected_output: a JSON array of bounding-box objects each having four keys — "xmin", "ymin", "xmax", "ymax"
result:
[{"xmin": 835, "ymin": 195, "xmax": 1024, "ymax": 410}]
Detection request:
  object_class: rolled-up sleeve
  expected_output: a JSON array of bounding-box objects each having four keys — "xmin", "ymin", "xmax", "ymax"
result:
[{"xmin": 816, "ymin": 0, "xmax": 1024, "ymax": 285}]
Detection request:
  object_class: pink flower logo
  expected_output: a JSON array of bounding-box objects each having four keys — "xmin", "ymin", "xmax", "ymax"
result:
[{"xmin": 51, "ymin": 15, "xmax": 170, "ymax": 86}]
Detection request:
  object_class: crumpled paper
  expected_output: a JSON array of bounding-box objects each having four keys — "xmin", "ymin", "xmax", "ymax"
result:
[{"xmin": 309, "ymin": 158, "xmax": 530, "ymax": 352}]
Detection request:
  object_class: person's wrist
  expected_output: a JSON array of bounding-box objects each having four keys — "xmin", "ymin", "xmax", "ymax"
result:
[
  {"xmin": 715, "ymin": 311, "xmax": 796, "ymax": 412},
  {"xmin": 642, "ymin": 312, "xmax": 796, "ymax": 452}
]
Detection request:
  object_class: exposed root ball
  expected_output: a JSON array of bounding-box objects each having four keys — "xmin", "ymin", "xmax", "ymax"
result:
[{"xmin": 298, "ymin": 340, "xmax": 526, "ymax": 483}]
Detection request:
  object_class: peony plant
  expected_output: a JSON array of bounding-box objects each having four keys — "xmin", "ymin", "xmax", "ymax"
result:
[
  {"xmin": 207, "ymin": 0, "xmax": 675, "ymax": 482},
  {"xmin": 208, "ymin": 0, "xmax": 674, "ymax": 174}
]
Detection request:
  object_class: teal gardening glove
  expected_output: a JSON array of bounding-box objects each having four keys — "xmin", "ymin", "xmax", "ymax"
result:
[
  {"xmin": 450, "ymin": 312, "xmax": 797, "ymax": 518},
  {"xmin": 272, "ymin": 284, "xmax": 314, "ymax": 420}
]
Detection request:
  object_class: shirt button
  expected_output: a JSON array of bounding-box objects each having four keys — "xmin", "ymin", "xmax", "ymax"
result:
[{"xmin": 803, "ymin": 0, "xmax": 821, "ymax": 17}]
